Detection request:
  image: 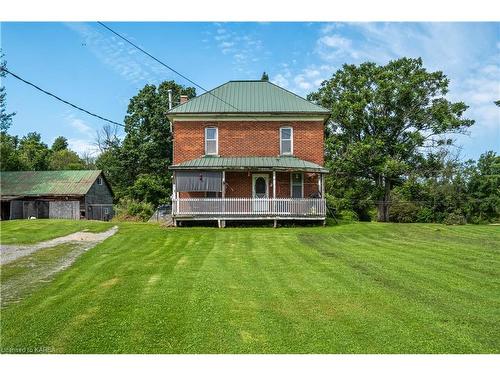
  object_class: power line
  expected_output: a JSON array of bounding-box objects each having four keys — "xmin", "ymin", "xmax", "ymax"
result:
[
  {"xmin": 97, "ymin": 22, "xmax": 247, "ymax": 114},
  {"xmin": 1, "ymin": 67, "xmax": 125, "ymax": 128}
]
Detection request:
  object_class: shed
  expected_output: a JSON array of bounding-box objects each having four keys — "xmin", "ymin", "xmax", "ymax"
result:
[{"xmin": 0, "ymin": 170, "xmax": 114, "ymax": 221}]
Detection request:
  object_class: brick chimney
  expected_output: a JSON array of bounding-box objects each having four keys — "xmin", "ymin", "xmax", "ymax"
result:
[{"xmin": 180, "ymin": 95, "xmax": 189, "ymax": 104}]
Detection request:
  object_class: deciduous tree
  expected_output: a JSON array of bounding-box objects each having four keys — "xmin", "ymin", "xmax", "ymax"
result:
[
  {"xmin": 17, "ymin": 132, "xmax": 50, "ymax": 170},
  {"xmin": 96, "ymin": 80, "xmax": 195, "ymax": 205},
  {"xmin": 48, "ymin": 149, "xmax": 85, "ymax": 170},
  {"xmin": 0, "ymin": 50, "xmax": 15, "ymax": 132},
  {"xmin": 308, "ymin": 58, "xmax": 474, "ymax": 221},
  {"xmin": 51, "ymin": 136, "xmax": 69, "ymax": 152}
]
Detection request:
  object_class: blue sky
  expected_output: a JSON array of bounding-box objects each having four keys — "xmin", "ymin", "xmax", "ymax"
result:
[{"xmin": 1, "ymin": 22, "xmax": 499, "ymax": 159}]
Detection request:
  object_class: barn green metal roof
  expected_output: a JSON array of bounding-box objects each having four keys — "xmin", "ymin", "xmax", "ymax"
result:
[
  {"xmin": 168, "ymin": 80, "xmax": 330, "ymax": 115},
  {"xmin": 169, "ymin": 156, "xmax": 328, "ymax": 173},
  {"xmin": 0, "ymin": 170, "xmax": 103, "ymax": 197}
]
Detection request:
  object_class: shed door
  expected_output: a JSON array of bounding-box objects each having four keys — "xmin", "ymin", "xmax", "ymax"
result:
[{"xmin": 49, "ymin": 201, "xmax": 80, "ymax": 220}]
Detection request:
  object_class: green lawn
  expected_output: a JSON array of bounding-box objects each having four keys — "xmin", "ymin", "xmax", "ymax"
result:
[{"xmin": 0, "ymin": 220, "xmax": 499, "ymax": 353}]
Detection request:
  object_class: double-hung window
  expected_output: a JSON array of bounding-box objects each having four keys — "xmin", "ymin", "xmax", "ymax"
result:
[
  {"xmin": 205, "ymin": 127, "xmax": 218, "ymax": 155},
  {"xmin": 280, "ymin": 127, "xmax": 293, "ymax": 155}
]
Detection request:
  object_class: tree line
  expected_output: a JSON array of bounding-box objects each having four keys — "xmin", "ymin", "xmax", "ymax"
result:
[
  {"xmin": 307, "ymin": 58, "xmax": 499, "ymax": 224},
  {"xmin": 1, "ymin": 52, "xmax": 498, "ymax": 223}
]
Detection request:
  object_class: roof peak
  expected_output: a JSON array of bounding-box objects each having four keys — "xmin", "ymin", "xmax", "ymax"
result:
[{"xmin": 168, "ymin": 79, "xmax": 330, "ymax": 115}]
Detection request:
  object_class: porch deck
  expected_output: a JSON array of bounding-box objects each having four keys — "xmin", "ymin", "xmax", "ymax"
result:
[{"xmin": 172, "ymin": 197, "xmax": 326, "ymax": 220}]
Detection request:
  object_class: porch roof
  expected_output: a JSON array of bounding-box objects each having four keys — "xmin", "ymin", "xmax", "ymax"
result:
[{"xmin": 169, "ymin": 156, "xmax": 329, "ymax": 173}]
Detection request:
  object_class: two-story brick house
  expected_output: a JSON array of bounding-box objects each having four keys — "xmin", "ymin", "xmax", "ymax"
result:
[{"xmin": 167, "ymin": 80, "xmax": 330, "ymax": 227}]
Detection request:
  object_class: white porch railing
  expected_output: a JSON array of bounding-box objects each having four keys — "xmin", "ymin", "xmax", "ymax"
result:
[{"xmin": 172, "ymin": 198, "xmax": 326, "ymax": 217}]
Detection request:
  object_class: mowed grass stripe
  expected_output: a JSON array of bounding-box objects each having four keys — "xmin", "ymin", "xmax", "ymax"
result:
[
  {"xmin": 0, "ymin": 221, "xmax": 498, "ymax": 353},
  {"xmin": 299, "ymin": 231, "xmax": 498, "ymax": 352}
]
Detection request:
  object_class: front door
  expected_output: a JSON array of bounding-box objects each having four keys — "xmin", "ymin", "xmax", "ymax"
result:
[{"xmin": 252, "ymin": 174, "xmax": 269, "ymax": 212}]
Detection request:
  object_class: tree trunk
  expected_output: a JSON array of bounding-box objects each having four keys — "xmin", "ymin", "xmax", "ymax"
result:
[{"xmin": 376, "ymin": 178, "xmax": 391, "ymax": 222}]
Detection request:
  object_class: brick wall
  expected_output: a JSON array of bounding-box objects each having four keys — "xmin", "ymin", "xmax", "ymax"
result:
[{"xmin": 173, "ymin": 120, "xmax": 324, "ymax": 166}]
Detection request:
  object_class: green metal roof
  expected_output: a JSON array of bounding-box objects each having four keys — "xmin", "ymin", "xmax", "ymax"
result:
[
  {"xmin": 169, "ymin": 156, "xmax": 328, "ymax": 173},
  {"xmin": 0, "ymin": 170, "xmax": 103, "ymax": 197},
  {"xmin": 168, "ymin": 80, "xmax": 330, "ymax": 115}
]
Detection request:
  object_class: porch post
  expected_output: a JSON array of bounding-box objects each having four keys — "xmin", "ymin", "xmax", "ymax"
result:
[
  {"xmin": 318, "ymin": 173, "xmax": 321, "ymax": 196},
  {"xmin": 221, "ymin": 170, "xmax": 226, "ymax": 228},
  {"xmin": 174, "ymin": 171, "xmax": 180, "ymax": 215},
  {"xmin": 172, "ymin": 171, "xmax": 177, "ymax": 212},
  {"xmin": 222, "ymin": 170, "xmax": 226, "ymax": 198},
  {"xmin": 321, "ymin": 173, "xmax": 325, "ymax": 198},
  {"xmin": 272, "ymin": 170, "xmax": 276, "ymax": 216},
  {"xmin": 272, "ymin": 170, "xmax": 276, "ymax": 198}
]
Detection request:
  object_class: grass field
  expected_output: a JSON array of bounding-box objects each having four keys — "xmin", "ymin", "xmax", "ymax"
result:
[{"xmin": 0, "ymin": 220, "xmax": 499, "ymax": 353}]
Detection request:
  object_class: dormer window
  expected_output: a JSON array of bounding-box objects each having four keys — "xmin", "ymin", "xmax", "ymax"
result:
[
  {"xmin": 205, "ymin": 127, "xmax": 218, "ymax": 155},
  {"xmin": 280, "ymin": 127, "xmax": 293, "ymax": 155}
]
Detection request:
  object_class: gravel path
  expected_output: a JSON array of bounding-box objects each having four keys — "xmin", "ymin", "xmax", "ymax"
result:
[
  {"xmin": 0, "ymin": 226, "xmax": 118, "ymax": 265},
  {"xmin": 1, "ymin": 226, "xmax": 118, "ymax": 307}
]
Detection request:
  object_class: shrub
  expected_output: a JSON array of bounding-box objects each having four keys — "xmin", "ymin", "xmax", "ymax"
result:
[
  {"xmin": 114, "ymin": 198, "xmax": 154, "ymax": 222},
  {"xmin": 339, "ymin": 210, "xmax": 359, "ymax": 222},
  {"xmin": 389, "ymin": 201, "xmax": 419, "ymax": 223},
  {"xmin": 416, "ymin": 207, "xmax": 434, "ymax": 223},
  {"xmin": 443, "ymin": 211, "xmax": 467, "ymax": 225},
  {"xmin": 357, "ymin": 207, "xmax": 373, "ymax": 222}
]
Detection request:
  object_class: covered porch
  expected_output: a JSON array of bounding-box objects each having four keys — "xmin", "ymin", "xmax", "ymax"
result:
[{"xmin": 169, "ymin": 157, "xmax": 328, "ymax": 226}]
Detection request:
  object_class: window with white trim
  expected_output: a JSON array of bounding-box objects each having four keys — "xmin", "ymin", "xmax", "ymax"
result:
[
  {"xmin": 291, "ymin": 173, "xmax": 303, "ymax": 198},
  {"xmin": 97, "ymin": 177, "xmax": 103, "ymax": 185},
  {"xmin": 280, "ymin": 127, "xmax": 293, "ymax": 155},
  {"xmin": 205, "ymin": 127, "xmax": 218, "ymax": 155}
]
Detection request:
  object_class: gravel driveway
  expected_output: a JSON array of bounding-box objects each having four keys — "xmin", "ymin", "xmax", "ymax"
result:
[{"xmin": 1, "ymin": 226, "xmax": 118, "ymax": 307}]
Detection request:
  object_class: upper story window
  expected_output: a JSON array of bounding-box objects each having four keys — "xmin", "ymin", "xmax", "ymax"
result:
[
  {"xmin": 280, "ymin": 127, "xmax": 293, "ymax": 155},
  {"xmin": 97, "ymin": 177, "xmax": 103, "ymax": 185},
  {"xmin": 205, "ymin": 127, "xmax": 218, "ymax": 155}
]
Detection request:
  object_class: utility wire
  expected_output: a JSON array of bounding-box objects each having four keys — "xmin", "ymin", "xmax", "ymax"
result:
[
  {"xmin": 1, "ymin": 67, "xmax": 125, "ymax": 128},
  {"xmin": 97, "ymin": 22, "xmax": 247, "ymax": 114}
]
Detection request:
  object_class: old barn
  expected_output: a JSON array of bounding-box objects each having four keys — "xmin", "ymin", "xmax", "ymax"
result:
[{"xmin": 0, "ymin": 170, "xmax": 114, "ymax": 221}]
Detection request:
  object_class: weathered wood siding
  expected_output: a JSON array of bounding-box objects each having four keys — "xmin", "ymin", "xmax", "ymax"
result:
[
  {"xmin": 10, "ymin": 201, "xmax": 23, "ymax": 219},
  {"xmin": 85, "ymin": 175, "xmax": 113, "ymax": 205},
  {"xmin": 49, "ymin": 201, "xmax": 80, "ymax": 219},
  {"xmin": 85, "ymin": 174, "xmax": 114, "ymax": 220}
]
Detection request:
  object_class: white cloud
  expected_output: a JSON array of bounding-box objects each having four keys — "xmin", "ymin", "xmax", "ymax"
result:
[
  {"xmin": 65, "ymin": 22, "xmax": 169, "ymax": 85},
  {"xmin": 68, "ymin": 138, "xmax": 100, "ymax": 156},
  {"xmin": 66, "ymin": 115, "xmax": 94, "ymax": 137},
  {"xmin": 320, "ymin": 23, "xmax": 337, "ymax": 34},
  {"xmin": 273, "ymin": 64, "xmax": 334, "ymax": 97},
  {"xmin": 309, "ymin": 22, "xmax": 500, "ymax": 157},
  {"xmin": 454, "ymin": 63, "xmax": 500, "ymax": 132},
  {"xmin": 209, "ymin": 24, "xmax": 266, "ymax": 76},
  {"xmin": 318, "ymin": 34, "xmax": 351, "ymax": 49},
  {"xmin": 272, "ymin": 73, "xmax": 290, "ymax": 89},
  {"xmin": 61, "ymin": 112, "xmax": 102, "ymax": 156},
  {"xmin": 220, "ymin": 41, "xmax": 234, "ymax": 48}
]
